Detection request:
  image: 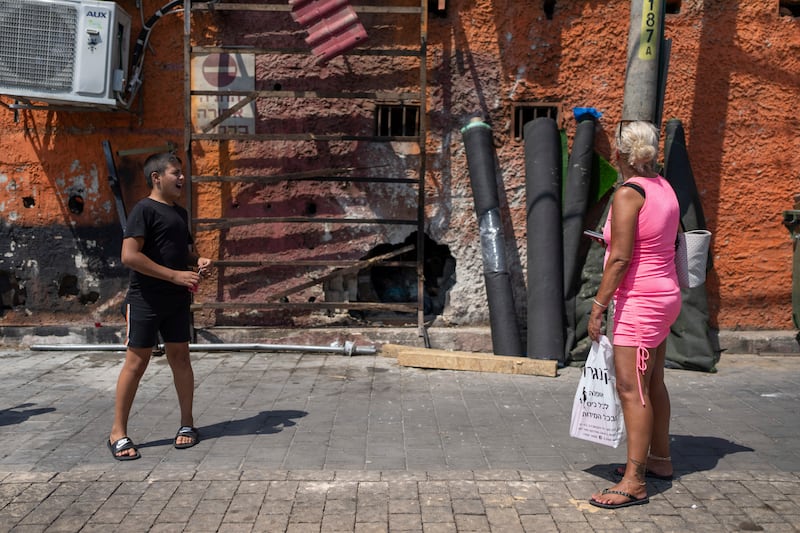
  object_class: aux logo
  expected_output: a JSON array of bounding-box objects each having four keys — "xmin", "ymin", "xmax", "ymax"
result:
[{"xmin": 86, "ymin": 11, "xmax": 108, "ymax": 18}]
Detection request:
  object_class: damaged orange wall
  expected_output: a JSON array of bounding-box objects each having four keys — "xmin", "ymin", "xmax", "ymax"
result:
[
  {"xmin": 0, "ymin": 0, "xmax": 798, "ymax": 331},
  {"xmin": 426, "ymin": 0, "xmax": 800, "ymax": 331}
]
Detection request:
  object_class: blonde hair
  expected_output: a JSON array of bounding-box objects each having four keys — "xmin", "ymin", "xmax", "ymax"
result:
[{"xmin": 615, "ymin": 121, "xmax": 659, "ymax": 173}]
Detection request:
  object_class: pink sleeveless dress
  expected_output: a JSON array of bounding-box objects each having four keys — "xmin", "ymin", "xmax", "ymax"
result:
[{"xmin": 602, "ymin": 176, "xmax": 681, "ymax": 349}]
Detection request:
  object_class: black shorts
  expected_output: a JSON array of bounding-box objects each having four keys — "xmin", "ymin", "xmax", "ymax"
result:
[{"xmin": 125, "ymin": 292, "xmax": 191, "ymax": 348}]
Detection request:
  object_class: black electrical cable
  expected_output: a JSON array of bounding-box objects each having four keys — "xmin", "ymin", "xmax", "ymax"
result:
[{"xmin": 121, "ymin": 0, "xmax": 186, "ymax": 105}]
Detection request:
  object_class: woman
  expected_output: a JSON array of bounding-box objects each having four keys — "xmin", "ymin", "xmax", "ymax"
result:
[{"xmin": 587, "ymin": 120, "xmax": 681, "ymax": 509}]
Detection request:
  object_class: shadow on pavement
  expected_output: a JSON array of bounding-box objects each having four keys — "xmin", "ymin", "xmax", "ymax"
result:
[
  {"xmin": 585, "ymin": 433, "xmax": 755, "ymax": 482},
  {"xmin": 137, "ymin": 409, "xmax": 308, "ymax": 449},
  {"xmin": 0, "ymin": 403, "xmax": 56, "ymax": 427},
  {"xmin": 671, "ymin": 434, "xmax": 755, "ymax": 472}
]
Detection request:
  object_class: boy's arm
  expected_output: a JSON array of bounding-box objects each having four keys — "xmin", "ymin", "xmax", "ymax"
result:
[{"xmin": 122, "ymin": 236, "xmax": 200, "ymax": 288}]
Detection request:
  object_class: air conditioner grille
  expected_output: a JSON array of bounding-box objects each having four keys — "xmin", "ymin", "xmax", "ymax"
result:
[{"xmin": 0, "ymin": 0, "xmax": 77, "ymax": 91}]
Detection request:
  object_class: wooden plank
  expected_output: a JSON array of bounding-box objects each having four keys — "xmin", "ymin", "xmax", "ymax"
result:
[
  {"xmin": 191, "ymin": 3, "xmax": 421, "ymax": 14},
  {"xmin": 264, "ymin": 245, "xmax": 414, "ymax": 302},
  {"xmin": 191, "ymin": 301, "xmax": 416, "ymax": 312},
  {"xmin": 212, "ymin": 260, "xmax": 415, "ymax": 268},
  {"xmin": 190, "ymin": 89, "xmax": 420, "ymax": 101},
  {"xmin": 194, "ymin": 216, "xmax": 418, "ymax": 231},
  {"xmin": 191, "ymin": 46, "xmax": 422, "ymax": 58},
  {"xmin": 396, "ymin": 348, "xmax": 558, "ymax": 378},
  {"xmin": 379, "ymin": 343, "xmax": 412, "ymax": 358},
  {"xmin": 193, "ymin": 175, "xmax": 418, "ymax": 185},
  {"xmin": 191, "ymin": 132, "xmax": 421, "ymax": 142}
]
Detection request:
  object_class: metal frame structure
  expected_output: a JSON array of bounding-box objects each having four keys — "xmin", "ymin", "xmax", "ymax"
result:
[{"xmin": 183, "ymin": 1, "xmax": 428, "ymax": 339}]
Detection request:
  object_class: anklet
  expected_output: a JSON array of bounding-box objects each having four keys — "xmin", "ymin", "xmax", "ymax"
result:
[{"xmin": 648, "ymin": 454, "xmax": 671, "ymax": 461}]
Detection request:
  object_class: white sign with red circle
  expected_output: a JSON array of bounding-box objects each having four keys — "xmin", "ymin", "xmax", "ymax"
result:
[{"xmin": 191, "ymin": 53, "xmax": 255, "ymax": 134}]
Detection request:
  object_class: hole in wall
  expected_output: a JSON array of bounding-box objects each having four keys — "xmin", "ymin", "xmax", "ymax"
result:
[
  {"xmin": 68, "ymin": 195, "xmax": 84, "ymax": 214},
  {"xmin": 273, "ymin": 83, "xmax": 282, "ymax": 90},
  {"xmin": 305, "ymin": 202, "xmax": 317, "ymax": 216},
  {"xmin": 350, "ymin": 232, "xmax": 456, "ymax": 322},
  {"xmin": 22, "ymin": 196, "xmax": 35, "ymax": 208},
  {"xmin": 0, "ymin": 271, "xmax": 25, "ymax": 309},
  {"xmin": 58, "ymin": 274, "xmax": 80, "ymax": 297},
  {"xmin": 80, "ymin": 291, "xmax": 100, "ymax": 305}
]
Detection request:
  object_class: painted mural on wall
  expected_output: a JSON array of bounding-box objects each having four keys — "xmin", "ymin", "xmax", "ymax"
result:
[{"xmin": 0, "ymin": 0, "xmax": 798, "ymax": 333}]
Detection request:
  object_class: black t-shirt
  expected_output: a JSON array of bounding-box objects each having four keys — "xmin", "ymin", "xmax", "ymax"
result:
[{"xmin": 124, "ymin": 197, "xmax": 193, "ymax": 297}]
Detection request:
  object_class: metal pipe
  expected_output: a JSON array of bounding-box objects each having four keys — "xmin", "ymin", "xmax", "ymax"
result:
[
  {"xmin": 30, "ymin": 341, "xmax": 376, "ymax": 356},
  {"xmin": 621, "ymin": 0, "xmax": 666, "ymax": 123}
]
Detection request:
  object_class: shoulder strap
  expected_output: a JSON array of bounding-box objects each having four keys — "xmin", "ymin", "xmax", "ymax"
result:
[{"xmin": 621, "ymin": 181, "xmax": 646, "ymax": 199}]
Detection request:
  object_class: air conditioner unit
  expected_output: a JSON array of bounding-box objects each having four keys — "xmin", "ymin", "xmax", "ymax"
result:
[{"xmin": 0, "ymin": 0, "xmax": 131, "ymax": 108}]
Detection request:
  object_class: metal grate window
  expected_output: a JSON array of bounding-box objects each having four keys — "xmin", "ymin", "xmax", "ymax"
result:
[
  {"xmin": 666, "ymin": 0, "xmax": 681, "ymax": 15},
  {"xmin": 375, "ymin": 103, "xmax": 420, "ymax": 137},
  {"xmin": 0, "ymin": 0, "xmax": 77, "ymax": 90},
  {"xmin": 428, "ymin": 0, "xmax": 446, "ymax": 17},
  {"xmin": 780, "ymin": 1, "xmax": 800, "ymax": 16},
  {"xmin": 512, "ymin": 103, "xmax": 561, "ymax": 141}
]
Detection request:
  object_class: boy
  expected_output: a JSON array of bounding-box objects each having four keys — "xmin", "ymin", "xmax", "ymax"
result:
[{"xmin": 108, "ymin": 152, "xmax": 212, "ymax": 460}]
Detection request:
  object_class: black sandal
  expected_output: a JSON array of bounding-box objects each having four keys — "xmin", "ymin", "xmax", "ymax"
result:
[
  {"xmin": 107, "ymin": 437, "xmax": 141, "ymax": 461},
  {"xmin": 174, "ymin": 426, "xmax": 200, "ymax": 449}
]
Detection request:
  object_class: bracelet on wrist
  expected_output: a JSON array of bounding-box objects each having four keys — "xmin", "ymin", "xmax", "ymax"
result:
[{"xmin": 593, "ymin": 298, "xmax": 608, "ymax": 309}]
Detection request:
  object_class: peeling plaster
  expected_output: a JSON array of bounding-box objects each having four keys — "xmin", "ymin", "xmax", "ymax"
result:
[
  {"xmin": 510, "ymin": 66, "xmax": 526, "ymax": 99},
  {"xmin": 24, "ymin": 259, "xmax": 39, "ymax": 276}
]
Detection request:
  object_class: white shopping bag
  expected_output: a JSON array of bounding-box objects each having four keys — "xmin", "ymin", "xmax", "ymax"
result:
[{"xmin": 569, "ymin": 335, "xmax": 626, "ymax": 448}]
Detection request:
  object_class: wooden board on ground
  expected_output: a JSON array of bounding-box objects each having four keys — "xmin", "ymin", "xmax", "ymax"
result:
[
  {"xmin": 394, "ymin": 347, "xmax": 558, "ymax": 378},
  {"xmin": 379, "ymin": 343, "xmax": 407, "ymax": 358}
]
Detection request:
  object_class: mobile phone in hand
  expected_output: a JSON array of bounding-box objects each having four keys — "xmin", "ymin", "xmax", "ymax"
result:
[{"xmin": 583, "ymin": 229, "xmax": 606, "ymax": 246}]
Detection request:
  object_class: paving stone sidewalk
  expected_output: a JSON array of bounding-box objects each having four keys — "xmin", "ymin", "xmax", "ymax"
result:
[{"xmin": 0, "ymin": 348, "xmax": 798, "ymax": 532}]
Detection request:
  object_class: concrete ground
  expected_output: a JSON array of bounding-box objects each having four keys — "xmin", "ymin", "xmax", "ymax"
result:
[{"xmin": 0, "ymin": 340, "xmax": 798, "ymax": 532}]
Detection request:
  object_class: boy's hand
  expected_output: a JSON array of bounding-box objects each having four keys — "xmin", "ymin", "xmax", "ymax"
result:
[
  {"xmin": 174, "ymin": 269, "xmax": 201, "ymax": 289},
  {"xmin": 197, "ymin": 257, "xmax": 212, "ymax": 276}
]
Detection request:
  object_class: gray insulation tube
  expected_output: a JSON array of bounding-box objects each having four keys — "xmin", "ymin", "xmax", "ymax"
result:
[
  {"xmin": 621, "ymin": 0, "xmax": 666, "ymax": 122},
  {"xmin": 562, "ymin": 119, "xmax": 596, "ymax": 360},
  {"xmin": 663, "ymin": 118, "xmax": 718, "ymax": 372},
  {"xmin": 461, "ymin": 118, "xmax": 523, "ymax": 356},
  {"xmin": 524, "ymin": 117, "xmax": 564, "ymax": 362}
]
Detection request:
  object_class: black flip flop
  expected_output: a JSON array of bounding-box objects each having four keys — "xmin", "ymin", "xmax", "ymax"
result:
[
  {"xmin": 107, "ymin": 437, "xmax": 141, "ymax": 461},
  {"xmin": 589, "ymin": 488, "xmax": 649, "ymax": 509},
  {"xmin": 174, "ymin": 426, "xmax": 200, "ymax": 449}
]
